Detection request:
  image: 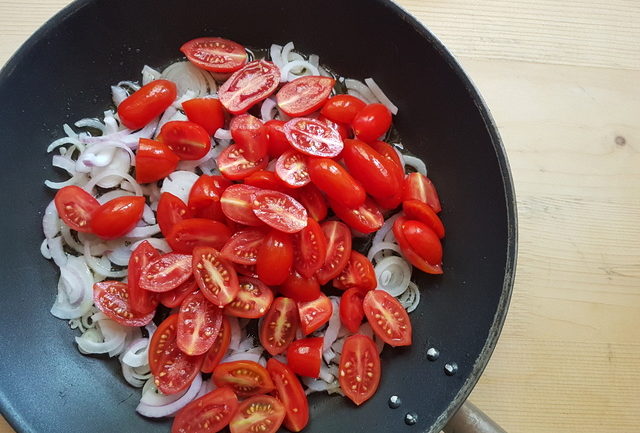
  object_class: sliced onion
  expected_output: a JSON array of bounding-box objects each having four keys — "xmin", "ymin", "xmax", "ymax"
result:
[
  {"xmin": 374, "ymin": 256, "xmax": 411, "ymax": 296},
  {"xmin": 162, "ymin": 61, "xmax": 216, "ymax": 97},
  {"xmin": 280, "ymin": 60, "xmax": 319, "ymax": 82},
  {"xmin": 227, "ymin": 316, "xmax": 241, "ymax": 352},
  {"xmin": 260, "ymin": 97, "xmax": 278, "ymax": 121},
  {"xmin": 44, "ymin": 173, "xmax": 88, "ymax": 190},
  {"xmin": 372, "ymin": 213, "xmax": 402, "ymax": 245},
  {"xmin": 83, "ymin": 242, "xmax": 128, "ymax": 278},
  {"xmin": 160, "ymin": 171, "xmax": 199, "ymax": 204},
  {"xmin": 140, "ymin": 378, "xmax": 183, "ymax": 407},
  {"xmin": 136, "ymin": 374, "xmax": 202, "ymax": 418},
  {"xmin": 367, "ymin": 241, "xmax": 402, "ymax": 263},
  {"xmin": 319, "ymin": 364, "xmax": 334, "ymax": 383},
  {"xmin": 97, "ymin": 189, "xmax": 133, "ymax": 205},
  {"xmin": 125, "ymin": 224, "xmax": 160, "ymax": 239},
  {"xmin": 403, "ymin": 155, "xmax": 428, "ymax": 176},
  {"xmin": 308, "ymin": 54, "xmax": 319, "ymax": 68},
  {"xmin": 270, "ymin": 44, "xmax": 284, "ymax": 68},
  {"xmin": 398, "ymin": 281, "xmax": 421, "ymax": 313},
  {"xmin": 47, "ymin": 135, "xmax": 82, "ymax": 153},
  {"xmin": 122, "ymin": 363, "xmax": 151, "ymax": 387},
  {"xmin": 280, "ymin": 42, "xmax": 295, "ymax": 64},
  {"xmin": 52, "ymin": 155, "xmax": 77, "ymax": 174},
  {"xmin": 84, "ymin": 166, "xmax": 137, "ymax": 195},
  {"xmin": 50, "ymin": 256, "xmax": 94, "ymax": 319},
  {"xmin": 40, "ymin": 239, "xmax": 51, "ymax": 259},
  {"xmin": 364, "ymin": 78, "xmax": 398, "ymax": 115},
  {"xmin": 131, "ymin": 238, "xmax": 172, "ymax": 253},
  {"xmin": 111, "ymin": 86, "xmax": 129, "ymax": 106},
  {"xmin": 47, "ymin": 236, "xmax": 67, "ymax": 267},
  {"xmin": 79, "ymin": 141, "xmax": 135, "ymax": 169},
  {"xmin": 107, "ymin": 245, "xmax": 132, "ymax": 266},
  {"xmin": 43, "ymin": 200, "xmax": 60, "ymax": 239},
  {"xmin": 221, "ymin": 351, "xmax": 262, "ymax": 364},
  {"xmin": 214, "ymin": 128, "xmax": 232, "ymax": 140},
  {"xmin": 344, "ymin": 79, "xmax": 377, "ymax": 104},
  {"xmin": 195, "ymin": 379, "xmax": 216, "ymax": 399},
  {"xmin": 122, "ymin": 338, "xmax": 150, "ymax": 368},
  {"xmin": 76, "ymin": 324, "xmax": 126, "ymax": 355},
  {"xmin": 323, "ymin": 297, "xmax": 341, "ymax": 351},
  {"xmin": 117, "ymin": 81, "xmax": 141, "ymax": 92},
  {"xmin": 358, "ymin": 322, "xmax": 374, "ymax": 340},
  {"xmin": 142, "ymin": 65, "xmax": 162, "ymax": 85}
]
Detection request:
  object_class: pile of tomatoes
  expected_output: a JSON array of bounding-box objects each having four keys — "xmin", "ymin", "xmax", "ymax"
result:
[{"xmin": 51, "ymin": 37, "xmax": 446, "ymax": 433}]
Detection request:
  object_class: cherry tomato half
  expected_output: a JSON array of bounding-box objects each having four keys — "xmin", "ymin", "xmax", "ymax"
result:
[
  {"xmin": 264, "ymin": 119, "xmax": 291, "ymax": 158},
  {"xmin": 252, "ymin": 190, "xmax": 308, "ymax": 233},
  {"xmin": 294, "ymin": 217, "xmax": 327, "ymax": 278},
  {"xmin": 320, "ymin": 94, "xmax": 366, "ymax": 124},
  {"xmin": 351, "ymin": 103, "xmax": 392, "ymax": 143},
  {"xmin": 402, "ymin": 172, "xmax": 442, "ymax": 213},
  {"xmin": 93, "ymin": 281, "xmax": 155, "ymax": 326},
  {"xmin": 220, "ymin": 184, "xmax": 264, "ymax": 226},
  {"xmin": 315, "ymin": 221, "xmax": 352, "ymax": 285},
  {"xmin": 171, "ymin": 386, "xmax": 239, "ymax": 433},
  {"xmin": 244, "ymin": 170, "xmax": 290, "ymax": 193},
  {"xmin": 127, "ymin": 241, "xmax": 160, "ymax": 315},
  {"xmin": 230, "ymin": 113, "xmax": 269, "ymax": 161},
  {"xmin": 177, "ymin": 290, "xmax": 223, "ymax": 356},
  {"xmin": 217, "ymin": 144, "xmax": 268, "ymax": 181},
  {"xmin": 342, "ymin": 138, "xmax": 401, "ymax": 199},
  {"xmin": 297, "ymin": 293, "xmax": 332, "ymax": 335},
  {"xmin": 276, "ymin": 76, "xmax": 335, "ymax": 117},
  {"xmin": 166, "ymin": 218, "xmax": 232, "ymax": 253},
  {"xmin": 403, "ymin": 199, "xmax": 445, "ymax": 239},
  {"xmin": 229, "ymin": 395, "xmax": 285, "ymax": 433},
  {"xmin": 54, "ymin": 185, "xmax": 99, "ymax": 233},
  {"xmin": 329, "ymin": 196, "xmax": 384, "ymax": 234},
  {"xmin": 287, "ymin": 337, "xmax": 323, "ymax": 378},
  {"xmin": 293, "ymin": 184, "xmax": 327, "ymax": 222},
  {"xmin": 333, "ymin": 251, "xmax": 377, "ymax": 292},
  {"xmin": 140, "ymin": 253, "xmax": 193, "ymax": 293},
  {"xmin": 157, "ymin": 192, "xmax": 192, "ymax": 237},
  {"xmin": 307, "ymin": 157, "xmax": 366, "ymax": 209},
  {"xmin": 393, "ymin": 216, "xmax": 443, "ymax": 274},
  {"xmin": 201, "ymin": 315, "xmax": 231, "ymax": 373},
  {"xmin": 118, "ymin": 79, "xmax": 176, "ymax": 130},
  {"xmin": 221, "ymin": 228, "xmax": 266, "ymax": 265},
  {"xmin": 363, "ymin": 289, "xmax": 412, "ymax": 346},
  {"xmin": 187, "ymin": 174, "xmax": 231, "ymax": 221},
  {"xmin": 279, "ymin": 272, "xmax": 321, "ymax": 303},
  {"xmin": 218, "ymin": 60, "xmax": 280, "ymax": 114},
  {"xmin": 339, "ymin": 334, "xmax": 381, "ymax": 405},
  {"xmin": 158, "ymin": 277, "xmax": 198, "ymax": 309},
  {"xmin": 90, "ymin": 196, "xmax": 145, "ymax": 240},
  {"xmin": 192, "ymin": 246, "xmax": 240, "ymax": 307},
  {"xmin": 224, "ymin": 277, "xmax": 274, "ymax": 319},
  {"xmin": 213, "ymin": 360, "xmax": 275, "ymax": 397},
  {"xmin": 256, "ymin": 230, "xmax": 294, "ymax": 286},
  {"xmin": 276, "ymin": 150, "xmax": 310, "ymax": 188},
  {"xmin": 182, "ymin": 97, "xmax": 226, "ymax": 136},
  {"xmin": 160, "ymin": 120, "xmax": 211, "ymax": 161},
  {"xmin": 267, "ymin": 358, "xmax": 309, "ymax": 432},
  {"xmin": 260, "ymin": 297, "xmax": 299, "ymax": 356},
  {"xmin": 339, "ymin": 288, "xmax": 365, "ymax": 333},
  {"xmin": 181, "ymin": 37, "xmax": 247, "ymax": 73},
  {"xmin": 135, "ymin": 138, "xmax": 179, "ymax": 184},
  {"xmin": 283, "ymin": 117, "xmax": 343, "ymax": 158}
]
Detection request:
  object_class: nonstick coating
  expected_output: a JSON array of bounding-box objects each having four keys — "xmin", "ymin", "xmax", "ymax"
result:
[{"xmin": 0, "ymin": 1, "xmax": 516, "ymax": 432}]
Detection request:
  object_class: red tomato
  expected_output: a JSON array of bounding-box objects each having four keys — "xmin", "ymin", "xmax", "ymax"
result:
[
  {"xmin": 294, "ymin": 217, "xmax": 327, "ymax": 278},
  {"xmin": 363, "ymin": 290, "xmax": 412, "ymax": 346},
  {"xmin": 127, "ymin": 241, "xmax": 159, "ymax": 315},
  {"xmin": 230, "ymin": 113, "xmax": 269, "ymax": 161},
  {"xmin": 297, "ymin": 293, "xmax": 332, "ymax": 335},
  {"xmin": 187, "ymin": 175, "xmax": 231, "ymax": 220},
  {"xmin": 182, "ymin": 97, "xmax": 226, "ymax": 135},
  {"xmin": 315, "ymin": 221, "xmax": 352, "ymax": 285},
  {"xmin": 267, "ymin": 358, "xmax": 309, "ymax": 432},
  {"xmin": 283, "ymin": 117, "xmax": 343, "ymax": 158},
  {"xmin": 319, "ymin": 115, "xmax": 351, "ymax": 140},
  {"xmin": 279, "ymin": 272, "xmax": 321, "ymax": 302},
  {"xmin": 171, "ymin": 386, "xmax": 238, "ymax": 433},
  {"xmin": 256, "ymin": 230, "xmax": 294, "ymax": 285},
  {"xmin": 160, "ymin": 121, "xmax": 211, "ymax": 160},
  {"xmin": 181, "ymin": 37, "xmax": 247, "ymax": 73},
  {"xmin": 177, "ymin": 290, "xmax": 223, "ymax": 356},
  {"xmin": 201, "ymin": 315, "xmax": 231, "ymax": 373},
  {"xmin": 220, "ymin": 184, "xmax": 264, "ymax": 226},
  {"xmin": 342, "ymin": 138, "xmax": 401, "ymax": 199},
  {"xmin": 276, "ymin": 76, "xmax": 335, "ymax": 117},
  {"xmin": 351, "ymin": 103, "xmax": 392, "ymax": 143},
  {"xmin": 307, "ymin": 158, "xmax": 366, "ymax": 209},
  {"xmin": 90, "ymin": 196, "xmax": 145, "ymax": 240},
  {"xmin": 333, "ymin": 251, "xmax": 377, "ymax": 292},
  {"xmin": 339, "ymin": 288, "xmax": 365, "ymax": 333},
  {"xmin": 167, "ymin": 218, "xmax": 231, "ymax": 253},
  {"xmin": 218, "ymin": 60, "xmax": 280, "ymax": 114},
  {"xmin": 234, "ymin": 263, "xmax": 259, "ymax": 279},
  {"xmin": 135, "ymin": 138, "xmax": 179, "ymax": 183},
  {"xmin": 329, "ymin": 196, "xmax": 384, "ymax": 234},
  {"xmin": 264, "ymin": 119, "xmax": 291, "ymax": 157},
  {"xmin": 370, "ymin": 140, "xmax": 403, "ymax": 176},
  {"xmin": 192, "ymin": 246, "xmax": 240, "ymax": 306},
  {"xmin": 402, "ymin": 172, "xmax": 442, "ymax": 213},
  {"xmin": 286, "ymin": 337, "xmax": 323, "ymax": 378},
  {"xmin": 403, "ymin": 199, "xmax": 445, "ymax": 238},
  {"xmin": 393, "ymin": 216, "xmax": 443, "ymax": 274},
  {"xmin": 93, "ymin": 281, "xmax": 155, "ymax": 326},
  {"xmin": 149, "ymin": 314, "xmax": 203, "ymax": 395},
  {"xmin": 217, "ymin": 144, "xmax": 268, "ymax": 181},
  {"xmin": 260, "ymin": 297, "xmax": 298, "ymax": 356},
  {"xmin": 229, "ymin": 395, "xmax": 285, "ymax": 433},
  {"xmin": 224, "ymin": 277, "xmax": 274, "ymax": 318},
  {"xmin": 275, "ymin": 150, "xmax": 310, "ymax": 188},
  {"xmin": 213, "ymin": 360, "xmax": 275, "ymax": 397},
  {"xmin": 54, "ymin": 185, "xmax": 99, "ymax": 233},
  {"xmin": 252, "ymin": 190, "xmax": 308, "ymax": 233},
  {"xmin": 158, "ymin": 277, "xmax": 197, "ymax": 309},
  {"xmin": 244, "ymin": 170, "xmax": 289, "ymax": 193},
  {"xmin": 375, "ymin": 190, "xmax": 402, "ymax": 210},
  {"xmin": 339, "ymin": 334, "xmax": 381, "ymax": 405},
  {"xmin": 221, "ymin": 228, "xmax": 266, "ymax": 265},
  {"xmin": 157, "ymin": 192, "xmax": 191, "ymax": 237},
  {"xmin": 293, "ymin": 184, "xmax": 327, "ymax": 222},
  {"xmin": 320, "ymin": 94, "xmax": 366, "ymax": 124},
  {"xmin": 140, "ymin": 253, "xmax": 193, "ymax": 293},
  {"xmin": 118, "ymin": 80, "xmax": 176, "ymax": 130}
]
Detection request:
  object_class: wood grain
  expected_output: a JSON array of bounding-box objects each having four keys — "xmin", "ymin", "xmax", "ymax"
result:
[{"xmin": 1, "ymin": 1, "xmax": 639, "ymax": 432}]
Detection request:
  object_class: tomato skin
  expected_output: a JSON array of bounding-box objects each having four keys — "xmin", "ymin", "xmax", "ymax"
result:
[
  {"xmin": 220, "ymin": 184, "xmax": 264, "ymax": 226},
  {"xmin": 401, "ymin": 219, "xmax": 443, "ymax": 265},
  {"xmin": 171, "ymin": 386, "xmax": 239, "ymax": 433},
  {"xmin": 339, "ymin": 334, "xmax": 381, "ymax": 405},
  {"xmin": 252, "ymin": 190, "xmax": 308, "ymax": 234},
  {"xmin": 181, "ymin": 37, "xmax": 247, "ymax": 73},
  {"xmin": 118, "ymin": 79, "xmax": 176, "ymax": 130},
  {"xmin": 279, "ymin": 272, "xmax": 321, "ymax": 302},
  {"xmin": 319, "ymin": 115, "xmax": 351, "ymax": 140},
  {"xmin": 244, "ymin": 170, "xmax": 290, "ymax": 193},
  {"xmin": 140, "ymin": 253, "xmax": 193, "ymax": 293},
  {"xmin": 402, "ymin": 172, "xmax": 442, "ymax": 213},
  {"xmin": 342, "ymin": 138, "xmax": 401, "ymax": 199},
  {"xmin": 297, "ymin": 293, "xmax": 333, "ymax": 335},
  {"xmin": 157, "ymin": 192, "xmax": 192, "ymax": 237},
  {"xmin": 127, "ymin": 241, "xmax": 160, "ymax": 315},
  {"xmin": 160, "ymin": 120, "xmax": 212, "ymax": 161},
  {"xmin": 229, "ymin": 395, "xmax": 285, "ymax": 433},
  {"xmin": 286, "ymin": 337, "xmax": 323, "ymax": 378},
  {"xmin": 267, "ymin": 358, "xmax": 309, "ymax": 432},
  {"xmin": 316, "ymin": 221, "xmax": 352, "ymax": 285},
  {"xmin": 393, "ymin": 216, "xmax": 443, "ymax": 274},
  {"xmin": 192, "ymin": 246, "xmax": 240, "ymax": 307},
  {"xmin": 363, "ymin": 289, "xmax": 412, "ymax": 346},
  {"xmin": 294, "ymin": 217, "xmax": 327, "ymax": 278},
  {"xmin": 329, "ymin": 196, "xmax": 384, "ymax": 234},
  {"xmin": 283, "ymin": 117, "xmax": 344, "ymax": 158},
  {"xmin": 230, "ymin": 114, "xmax": 269, "ymax": 161},
  {"xmin": 276, "ymin": 75, "xmax": 335, "ymax": 117},
  {"xmin": 177, "ymin": 290, "xmax": 224, "ymax": 356},
  {"xmin": 370, "ymin": 140, "xmax": 403, "ymax": 176},
  {"xmin": 54, "ymin": 185, "xmax": 100, "ymax": 233},
  {"xmin": 320, "ymin": 94, "xmax": 366, "ymax": 124},
  {"xmin": 213, "ymin": 360, "xmax": 275, "ymax": 397},
  {"xmin": 187, "ymin": 175, "xmax": 231, "ymax": 221},
  {"xmin": 260, "ymin": 297, "xmax": 298, "ymax": 356},
  {"xmin": 182, "ymin": 97, "xmax": 226, "ymax": 135},
  {"xmin": 257, "ymin": 230, "xmax": 294, "ymax": 285},
  {"xmin": 224, "ymin": 277, "xmax": 274, "ymax": 319},
  {"xmin": 218, "ymin": 60, "xmax": 280, "ymax": 114},
  {"xmin": 201, "ymin": 315, "xmax": 231, "ymax": 373},
  {"xmin": 339, "ymin": 288, "xmax": 365, "ymax": 333},
  {"xmin": 307, "ymin": 157, "xmax": 366, "ymax": 208},
  {"xmin": 275, "ymin": 150, "xmax": 310, "ymax": 188},
  {"xmin": 167, "ymin": 218, "xmax": 232, "ymax": 254},
  {"xmin": 158, "ymin": 277, "xmax": 197, "ymax": 309},
  {"xmin": 90, "ymin": 196, "xmax": 145, "ymax": 240},
  {"xmin": 375, "ymin": 190, "xmax": 402, "ymax": 210},
  {"xmin": 293, "ymin": 184, "xmax": 327, "ymax": 222},
  {"xmin": 93, "ymin": 281, "xmax": 155, "ymax": 326},
  {"xmin": 221, "ymin": 228, "xmax": 266, "ymax": 265},
  {"xmin": 264, "ymin": 120, "xmax": 291, "ymax": 157},
  {"xmin": 217, "ymin": 144, "xmax": 268, "ymax": 181},
  {"xmin": 135, "ymin": 138, "xmax": 179, "ymax": 183},
  {"xmin": 333, "ymin": 251, "xmax": 377, "ymax": 292},
  {"xmin": 234, "ymin": 263, "xmax": 259, "ymax": 279},
  {"xmin": 403, "ymin": 199, "xmax": 445, "ymax": 238},
  {"xmin": 351, "ymin": 103, "xmax": 392, "ymax": 143}
]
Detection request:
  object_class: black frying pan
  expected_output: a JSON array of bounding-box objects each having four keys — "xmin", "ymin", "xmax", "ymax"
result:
[{"xmin": 0, "ymin": 0, "xmax": 516, "ymax": 432}]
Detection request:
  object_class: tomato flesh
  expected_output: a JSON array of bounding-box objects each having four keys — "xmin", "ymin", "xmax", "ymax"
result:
[
  {"xmin": 127, "ymin": 240, "xmax": 160, "ymax": 315},
  {"xmin": 160, "ymin": 120, "xmax": 212, "ymax": 161},
  {"xmin": 339, "ymin": 334, "xmax": 381, "ymax": 405},
  {"xmin": 244, "ymin": 170, "xmax": 290, "ymax": 193},
  {"xmin": 283, "ymin": 117, "xmax": 343, "ymax": 158},
  {"xmin": 201, "ymin": 315, "xmax": 232, "ymax": 373},
  {"xmin": 276, "ymin": 150, "xmax": 310, "ymax": 188},
  {"xmin": 264, "ymin": 119, "xmax": 291, "ymax": 157},
  {"xmin": 187, "ymin": 174, "xmax": 231, "ymax": 221},
  {"xmin": 403, "ymin": 199, "xmax": 445, "ymax": 238},
  {"xmin": 402, "ymin": 172, "xmax": 442, "ymax": 213},
  {"xmin": 171, "ymin": 386, "xmax": 239, "ymax": 433},
  {"xmin": 90, "ymin": 196, "xmax": 145, "ymax": 240},
  {"xmin": 135, "ymin": 138, "xmax": 179, "ymax": 184},
  {"xmin": 220, "ymin": 184, "xmax": 264, "ymax": 226},
  {"xmin": 320, "ymin": 94, "xmax": 366, "ymax": 124},
  {"xmin": 294, "ymin": 217, "xmax": 327, "ymax": 278},
  {"xmin": 213, "ymin": 360, "xmax": 275, "ymax": 397},
  {"xmin": 351, "ymin": 103, "xmax": 392, "ymax": 143},
  {"xmin": 279, "ymin": 272, "xmax": 321, "ymax": 302},
  {"xmin": 182, "ymin": 97, "xmax": 226, "ymax": 135},
  {"xmin": 140, "ymin": 253, "xmax": 193, "ymax": 293},
  {"xmin": 159, "ymin": 277, "xmax": 198, "ymax": 309},
  {"xmin": 316, "ymin": 221, "xmax": 352, "ymax": 285},
  {"xmin": 217, "ymin": 144, "xmax": 268, "ymax": 181},
  {"xmin": 293, "ymin": 184, "xmax": 327, "ymax": 222},
  {"xmin": 166, "ymin": 218, "xmax": 232, "ymax": 253},
  {"xmin": 297, "ymin": 293, "xmax": 333, "ymax": 335},
  {"xmin": 218, "ymin": 60, "xmax": 280, "ymax": 114},
  {"xmin": 192, "ymin": 246, "xmax": 240, "ymax": 307},
  {"xmin": 256, "ymin": 230, "xmax": 294, "ymax": 286},
  {"xmin": 221, "ymin": 228, "xmax": 266, "ymax": 265},
  {"xmin": 230, "ymin": 113, "xmax": 269, "ymax": 161},
  {"xmin": 329, "ymin": 196, "xmax": 384, "ymax": 234},
  {"xmin": 252, "ymin": 190, "xmax": 308, "ymax": 233},
  {"xmin": 260, "ymin": 297, "xmax": 298, "ymax": 356},
  {"xmin": 181, "ymin": 37, "xmax": 247, "ymax": 73},
  {"xmin": 267, "ymin": 358, "xmax": 309, "ymax": 432},
  {"xmin": 229, "ymin": 395, "xmax": 285, "ymax": 433},
  {"xmin": 287, "ymin": 337, "xmax": 323, "ymax": 378},
  {"xmin": 342, "ymin": 138, "xmax": 401, "ymax": 199},
  {"xmin": 276, "ymin": 75, "xmax": 335, "ymax": 117},
  {"xmin": 339, "ymin": 288, "xmax": 365, "ymax": 333},
  {"xmin": 393, "ymin": 216, "xmax": 443, "ymax": 274},
  {"xmin": 224, "ymin": 277, "xmax": 274, "ymax": 319},
  {"xmin": 363, "ymin": 290, "xmax": 412, "ymax": 346},
  {"xmin": 333, "ymin": 251, "xmax": 377, "ymax": 292},
  {"xmin": 307, "ymin": 157, "xmax": 366, "ymax": 209},
  {"xmin": 93, "ymin": 281, "xmax": 155, "ymax": 326},
  {"xmin": 157, "ymin": 192, "xmax": 192, "ymax": 237},
  {"xmin": 54, "ymin": 185, "xmax": 100, "ymax": 233},
  {"xmin": 118, "ymin": 79, "xmax": 176, "ymax": 130},
  {"xmin": 177, "ymin": 290, "xmax": 223, "ymax": 356}
]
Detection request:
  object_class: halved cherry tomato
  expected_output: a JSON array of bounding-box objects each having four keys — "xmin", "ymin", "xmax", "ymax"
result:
[
  {"xmin": 127, "ymin": 241, "xmax": 159, "ymax": 315},
  {"xmin": 167, "ymin": 218, "xmax": 231, "ymax": 253},
  {"xmin": 307, "ymin": 158, "xmax": 366, "ymax": 209},
  {"xmin": 157, "ymin": 192, "xmax": 192, "ymax": 237},
  {"xmin": 297, "ymin": 293, "xmax": 332, "ymax": 335},
  {"xmin": 260, "ymin": 297, "xmax": 298, "ymax": 356},
  {"xmin": 171, "ymin": 386, "xmax": 239, "ymax": 433},
  {"xmin": 403, "ymin": 199, "xmax": 445, "ymax": 238},
  {"xmin": 135, "ymin": 138, "xmax": 179, "ymax": 183},
  {"xmin": 333, "ymin": 251, "xmax": 377, "ymax": 292},
  {"xmin": 267, "ymin": 359, "xmax": 309, "ymax": 432},
  {"xmin": 370, "ymin": 140, "xmax": 403, "ymax": 177},
  {"xmin": 224, "ymin": 277, "xmax": 274, "ymax": 319},
  {"xmin": 252, "ymin": 190, "xmax": 308, "ymax": 233},
  {"xmin": 244, "ymin": 170, "xmax": 290, "ymax": 193},
  {"xmin": 54, "ymin": 185, "xmax": 100, "ymax": 233},
  {"xmin": 276, "ymin": 76, "xmax": 335, "ymax": 117},
  {"xmin": 140, "ymin": 253, "xmax": 193, "ymax": 293},
  {"xmin": 294, "ymin": 217, "xmax": 327, "ymax": 278},
  {"xmin": 90, "ymin": 196, "xmax": 145, "ymax": 240},
  {"xmin": 329, "ymin": 196, "xmax": 384, "ymax": 234},
  {"xmin": 93, "ymin": 281, "xmax": 155, "ymax": 326},
  {"xmin": 375, "ymin": 190, "xmax": 402, "ymax": 210},
  {"xmin": 320, "ymin": 94, "xmax": 366, "ymax": 124},
  {"xmin": 264, "ymin": 119, "xmax": 291, "ymax": 157},
  {"xmin": 276, "ymin": 150, "xmax": 310, "ymax": 188},
  {"xmin": 149, "ymin": 314, "xmax": 203, "ymax": 395},
  {"xmin": 339, "ymin": 288, "xmax": 365, "ymax": 333},
  {"xmin": 279, "ymin": 272, "xmax": 321, "ymax": 302},
  {"xmin": 158, "ymin": 277, "xmax": 198, "ymax": 309},
  {"xmin": 234, "ymin": 263, "xmax": 259, "ymax": 279},
  {"xmin": 160, "ymin": 121, "xmax": 211, "ymax": 160},
  {"xmin": 230, "ymin": 114, "xmax": 269, "ymax": 161},
  {"xmin": 393, "ymin": 216, "xmax": 443, "ymax": 274},
  {"xmin": 339, "ymin": 334, "xmax": 381, "ymax": 405},
  {"xmin": 256, "ymin": 229, "xmax": 294, "ymax": 286},
  {"xmin": 182, "ymin": 97, "xmax": 226, "ymax": 135},
  {"xmin": 221, "ymin": 228, "xmax": 266, "ymax": 265},
  {"xmin": 363, "ymin": 289, "xmax": 412, "ymax": 346},
  {"xmin": 217, "ymin": 144, "xmax": 268, "ymax": 180},
  {"xmin": 192, "ymin": 246, "xmax": 240, "ymax": 306},
  {"xmin": 201, "ymin": 315, "xmax": 231, "ymax": 373},
  {"xmin": 181, "ymin": 37, "xmax": 247, "ymax": 73},
  {"xmin": 319, "ymin": 115, "xmax": 351, "ymax": 140},
  {"xmin": 283, "ymin": 117, "xmax": 343, "ymax": 158},
  {"xmin": 293, "ymin": 184, "xmax": 327, "ymax": 222},
  {"xmin": 218, "ymin": 60, "xmax": 280, "ymax": 114},
  {"xmin": 220, "ymin": 184, "xmax": 264, "ymax": 226},
  {"xmin": 287, "ymin": 337, "xmax": 323, "ymax": 378},
  {"xmin": 402, "ymin": 172, "xmax": 442, "ymax": 213},
  {"xmin": 187, "ymin": 175, "xmax": 231, "ymax": 221},
  {"xmin": 229, "ymin": 395, "xmax": 285, "ymax": 433},
  {"xmin": 342, "ymin": 138, "xmax": 401, "ymax": 199},
  {"xmin": 117, "ymin": 79, "xmax": 176, "ymax": 130},
  {"xmin": 177, "ymin": 290, "xmax": 223, "ymax": 356},
  {"xmin": 351, "ymin": 103, "xmax": 392, "ymax": 143},
  {"xmin": 316, "ymin": 221, "xmax": 352, "ymax": 285},
  {"xmin": 213, "ymin": 360, "xmax": 275, "ymax": 397}
]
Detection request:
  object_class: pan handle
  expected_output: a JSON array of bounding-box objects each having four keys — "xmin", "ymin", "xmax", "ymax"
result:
[{"xmin": 442, "ymin": 401, "xmax": 507, "ymax": 433}]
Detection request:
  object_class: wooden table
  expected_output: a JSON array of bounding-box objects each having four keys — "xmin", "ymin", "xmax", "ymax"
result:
[{"xmin": 1, "ymin": 1, "xmax": 639, "ymax": 432}]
